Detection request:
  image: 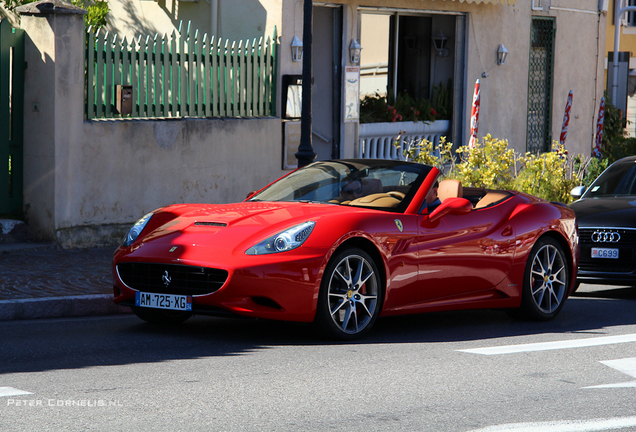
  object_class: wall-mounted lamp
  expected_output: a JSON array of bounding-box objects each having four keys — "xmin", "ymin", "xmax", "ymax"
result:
[
  {"xmin": 349, "ymin": 39, "xmax": 362, "ymax": 64},
  {"xmin": 432, "ymin": 31, "xmax": 449, "ymax": 57},
  {"xmin": 291, "ymin": 36, "xmax": 303, "ymax": 62},
  {"xmin": 497, "ymin": 44, "xmax": 509, "ymax": 65}
]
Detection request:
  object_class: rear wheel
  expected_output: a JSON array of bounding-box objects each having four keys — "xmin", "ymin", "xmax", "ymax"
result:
[
  {"xmin": 132, "ymin": 306, "xmax": 193, "ymax": 324},
  {"xmin": 314, "ymin": 248, "xmax": 382, "ymax": 340},
  {"xmin": 518, "ymin": 237, "xmax": 569, "ymax": 320}
]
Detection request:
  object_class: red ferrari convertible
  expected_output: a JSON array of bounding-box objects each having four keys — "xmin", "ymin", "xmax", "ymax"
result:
[{"xmin": 113, "ymin": 159, "xmax": 579, "ymax": 339}]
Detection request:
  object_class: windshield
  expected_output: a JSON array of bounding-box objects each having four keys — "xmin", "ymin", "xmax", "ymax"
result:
[
  {"xmin": 584, "ymin": 158, "xmax": 636, "ymax": 198},
  {"xmin": 249, "ymin": 159, "xmax": 433, "ymax": 212}
]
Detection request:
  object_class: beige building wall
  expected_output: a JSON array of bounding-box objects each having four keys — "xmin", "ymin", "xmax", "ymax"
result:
[
  {"xmin": 279, "ymin": 0, "xmax": 605, "ymax": 156},
  {"xmin": 606, "ymin": 0, "xmax": 636, "ymax": 137},
  {"xmin": 104, "ymin": 0, "xmax": 281, "ymax": 43}
]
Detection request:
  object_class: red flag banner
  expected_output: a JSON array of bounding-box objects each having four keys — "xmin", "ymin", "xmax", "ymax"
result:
[
  {"xmin": 559, "ymin": 91, "xmax": 573, "ymax": 147},
  {"xmin": 593, "ymin": 97, "xmax": 605, "ymax": 159},
  {"xmin": 469, "ymin": 79, "xmax": 480, "ymax": 148}
]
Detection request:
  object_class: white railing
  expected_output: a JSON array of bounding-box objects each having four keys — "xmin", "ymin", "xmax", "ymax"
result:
[{"xmin": 358, "ymin": 120, "xmax": 450, "ymax": 160}]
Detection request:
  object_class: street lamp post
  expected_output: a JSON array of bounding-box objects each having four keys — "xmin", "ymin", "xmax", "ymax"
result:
[{"xmin": 295, "ymin": 0, "xmax": 316, "ymax": 167}]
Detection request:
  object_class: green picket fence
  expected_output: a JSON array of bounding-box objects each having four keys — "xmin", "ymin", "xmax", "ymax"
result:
[{"xmin": 86, "ymin": 22, "xmax": 278, "ymax": 119}]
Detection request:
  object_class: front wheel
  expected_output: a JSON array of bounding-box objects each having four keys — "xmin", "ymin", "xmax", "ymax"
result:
[
  {"xmin": 518, "ymin": 237, "xmax": 569, "ymax": 320},
  {"xmin": 314, "ymin": 248, "xmax": 383, "ymax": 340},
  {"xmin": 132, "ymin": 306, "xmax": 193, "ymax": 325}
]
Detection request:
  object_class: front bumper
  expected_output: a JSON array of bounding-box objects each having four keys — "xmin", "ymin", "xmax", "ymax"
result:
[
  {"xmin": 577, "ymin": 227, "xmax": 636, "ymax": 286},
  {"xmin": 576, "ymin": 269, "xmax": 636, "ymax": 286},
  {"xmin": 113, "ymin": 246, "xmax": 329, "ymax": 323}
]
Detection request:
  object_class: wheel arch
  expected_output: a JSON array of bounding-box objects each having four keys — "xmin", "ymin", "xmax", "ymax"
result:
[
  {"xmin": 537, "ymin": 230, "xmax": 576, "ymax": 295},
  {"xmin": 329, "ymin": 237, "xmax": 388, "ymax": 305}
]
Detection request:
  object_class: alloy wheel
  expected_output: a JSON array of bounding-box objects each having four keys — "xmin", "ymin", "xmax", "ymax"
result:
[
  {"xmin": 528, "ymin": 243, "xmax": 567, "ymax": 314},
  {"xmin": 326, "ymin": 253, "xmax": 379, "ymax": 335}
]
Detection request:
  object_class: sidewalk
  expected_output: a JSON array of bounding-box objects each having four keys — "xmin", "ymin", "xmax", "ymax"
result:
[{"xmin": 0, "ymin": 243, "xmax": 131, "ymax": 320}]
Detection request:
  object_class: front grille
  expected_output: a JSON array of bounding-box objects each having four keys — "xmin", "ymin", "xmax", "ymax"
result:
[
  {"xmin": 578, "ymin": 228, "xmax": 636, "ymax": 273},
  {"xmin": 117, "ymin": 263, "xmax": 228, "ymax": 296},
  {"xmin": 579, "ymin": 228, "xmax": 636, "ymax": 245}
]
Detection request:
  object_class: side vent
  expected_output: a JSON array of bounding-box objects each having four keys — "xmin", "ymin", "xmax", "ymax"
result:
[{"xmin": 194, "ymin": 222, "xmax": 227, "ymax": 227}]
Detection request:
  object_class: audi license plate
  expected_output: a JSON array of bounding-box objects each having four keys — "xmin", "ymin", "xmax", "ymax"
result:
[
  {"xmin": 135, "ymin": 292, "xmax": 192, "ymax": 311},
  {"xmin": 591, "ymin": 247, "xmax": 619, "ymax": 259}
]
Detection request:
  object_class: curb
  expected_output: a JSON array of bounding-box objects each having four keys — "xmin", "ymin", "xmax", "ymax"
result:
[
  {"xmin": 0, "ymin": 242, "xmax": 58, "ymax": 253},
  {"xmin": 0, "ymin": 294, "xmax": 132, "ymax": 321}
]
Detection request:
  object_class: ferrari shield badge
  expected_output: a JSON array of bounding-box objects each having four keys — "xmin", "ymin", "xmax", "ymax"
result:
[
  {"xmin": 394, "ymin": 219, "xmax": 403, "ymax": 232},
  {"xmin": 169, "ymin": 246, "xmax": 178, "ymax": 253}
]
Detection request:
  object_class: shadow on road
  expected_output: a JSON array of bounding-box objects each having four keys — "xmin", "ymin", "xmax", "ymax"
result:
[{"xmin": 1, "ymin": 285, "xmax": 633, "ymax": 374}]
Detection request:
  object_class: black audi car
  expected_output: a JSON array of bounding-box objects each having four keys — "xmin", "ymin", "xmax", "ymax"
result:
[{"xmin": 569, "ymin": 156, "xmax": 636, "ymax": 286}]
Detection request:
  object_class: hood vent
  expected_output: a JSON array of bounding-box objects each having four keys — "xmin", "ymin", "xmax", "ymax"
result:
[{"xmin": 194, "ymin": 221, "xmax": 227, "ymax": 227}]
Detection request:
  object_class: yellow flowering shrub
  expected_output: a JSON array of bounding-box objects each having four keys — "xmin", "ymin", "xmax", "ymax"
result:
[
  {"xmin": 454, "ymin": 135, "xmax": 519, "ymax": 190},
  {"xmin": 397, "ymin": 134, "xmax": 593, "ymax": 204},
  {"xmin": 513, "ymin": 143, "xmax": 580, "ymax": 203}
]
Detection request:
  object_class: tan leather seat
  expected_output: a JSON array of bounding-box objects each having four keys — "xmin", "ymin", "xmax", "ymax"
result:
[
  {"xmin": 475, "ymin": 192, "xmax": 510, "ymax": 209},
  {"xmin": 349, "ymin": 193, "xmax": 401, "ymax": 208},
  {"xmin": 438, "ymin": 179, "xmax": 463, "ymax": 202}
]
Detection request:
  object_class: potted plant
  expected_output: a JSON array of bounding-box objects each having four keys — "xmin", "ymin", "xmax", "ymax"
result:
[{"xmin": 358, "ymin": 80, "xmax": 452, "ymax": 160}]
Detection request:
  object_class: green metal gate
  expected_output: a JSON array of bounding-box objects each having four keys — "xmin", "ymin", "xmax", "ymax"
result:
[
  {"xmin": 526, "ymin": 17, "xmax": 555, "ymax": 154},
  {"xmin": 0, "ymin": 19, "xmax": 25, "ymax": 215}
]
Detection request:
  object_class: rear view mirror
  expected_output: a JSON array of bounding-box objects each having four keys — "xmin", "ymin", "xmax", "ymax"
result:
[
  {"xmin": 427, "ymin": 197, "xmax": 473, "ymax": 222},
  {"xmin": 570, "ymin": 185, "xmax": 586, "ymax": 200}
]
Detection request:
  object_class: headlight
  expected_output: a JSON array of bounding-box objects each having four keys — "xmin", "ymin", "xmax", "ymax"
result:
[
  {"xmin": 246, "ymin": 221, "xmax": 315, "ymax": 255},
  {"xmin": 123, "ymin": 212, "xmax": 153, "ymax": 246}
]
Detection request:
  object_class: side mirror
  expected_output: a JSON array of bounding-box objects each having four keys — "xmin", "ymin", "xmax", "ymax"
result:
[
  {"xmin": 427, "ymin": 197, "xmax": 473, "ymax": 222},
  {"xmin": 570, "ymin": 185, "xmax": 586, "ymax": 200}
]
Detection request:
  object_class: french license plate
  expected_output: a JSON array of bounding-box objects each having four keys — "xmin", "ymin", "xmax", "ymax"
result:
[
  {"xmin": 591, "ymin": 247, "xmax": 619, "ymax": 259},
  {"xmin": 135, "ymin": 292, "xmax": 192, "ymax": 311}
]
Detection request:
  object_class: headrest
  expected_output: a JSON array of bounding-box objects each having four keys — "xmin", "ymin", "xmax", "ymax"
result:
[{"xmin": 438, "ymin": 179, "xmax": 463, "ymax": 202}]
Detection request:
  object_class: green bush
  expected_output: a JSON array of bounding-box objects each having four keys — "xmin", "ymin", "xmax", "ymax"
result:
[
  {"xmin": 575, "ymin": 155, "xmax": 608, "ymax": 188},
  {"xmin": 593, "ymin": 92, "xmax": 636, "ymax": 165},
  {"xmin": 72, "ymin": 0, "xmax": 110, "ymax": 30}
]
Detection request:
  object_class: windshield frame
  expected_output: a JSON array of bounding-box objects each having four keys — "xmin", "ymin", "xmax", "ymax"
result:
[{"xmin": 247, "ymin": 159, "xmax": 433, "ymax": 213}]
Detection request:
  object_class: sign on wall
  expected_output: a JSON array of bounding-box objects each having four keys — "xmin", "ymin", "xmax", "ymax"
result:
[
  {"xmin": 283, "ymin": 121, "xmax": 301, "ymax": 170},
  {"xmin": 344, "ymin": 66, "xmax": 360, "ymax": 123}
]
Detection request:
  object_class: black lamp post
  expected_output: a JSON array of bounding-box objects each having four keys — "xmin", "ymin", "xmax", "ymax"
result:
[{"xmin": 295, "ymin": 0, "xmax": 316, "ymax": 167}]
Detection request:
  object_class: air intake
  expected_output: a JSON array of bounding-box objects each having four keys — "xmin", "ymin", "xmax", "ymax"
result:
[{"xmin": 194, "ymin": 222, "xmax": 227, "ymax": 227}]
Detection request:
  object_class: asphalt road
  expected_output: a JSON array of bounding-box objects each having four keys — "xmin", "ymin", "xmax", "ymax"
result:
[{"xmin": 0, "ymin": 284, "xmax": 635, "ymax": 431}]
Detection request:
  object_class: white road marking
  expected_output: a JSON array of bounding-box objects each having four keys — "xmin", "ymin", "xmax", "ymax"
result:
[
  {"xmin": 464, "ymin": 417, "xmax": 636, "ymax": 432},
  {"xmin": 585, "ymin": 357, "xmax": 636, "ymax": 389},
  {"xmin": 458, "ymin": 334, "xmax": 636, "ymax": 355},
  {"xmin": 0, "ymin": 387, "xmax": 33, "ymax": 397}
]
